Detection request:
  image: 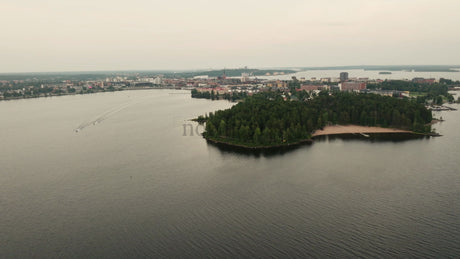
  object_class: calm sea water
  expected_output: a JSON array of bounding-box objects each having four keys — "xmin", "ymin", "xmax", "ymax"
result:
[{"xmin": 0, "ymin": 90, "xmax": 459, "ymax": 258}]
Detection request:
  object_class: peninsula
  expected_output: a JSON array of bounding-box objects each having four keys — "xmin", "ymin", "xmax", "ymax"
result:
[{"xmin": 200, "ymin": 91, "xmax": 433, "ymax": 149}]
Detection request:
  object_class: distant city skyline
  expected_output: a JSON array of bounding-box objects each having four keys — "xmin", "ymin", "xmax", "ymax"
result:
[{"xmin": 1, "ymin": 0, "xmax": 460, "ymax": 73}]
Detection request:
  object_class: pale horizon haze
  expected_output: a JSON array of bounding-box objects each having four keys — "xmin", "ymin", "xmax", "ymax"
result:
[{"xmin": 1, "ymin": 0, "xmax": 459, "ymax": 73}]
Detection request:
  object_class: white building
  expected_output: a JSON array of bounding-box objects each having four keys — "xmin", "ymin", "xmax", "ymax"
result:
[
  {"xmin": 241, "ymin": 73, "xmax": 250, "ymax": 83},
  {"xmin": 153, "ymin": 77, "xmax": 162, "ymax": 85}
]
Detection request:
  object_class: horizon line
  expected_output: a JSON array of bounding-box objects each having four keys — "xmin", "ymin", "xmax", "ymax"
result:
[{"xmin": 1, "ymin": 64, "xmax": 460, "ymax": 75}]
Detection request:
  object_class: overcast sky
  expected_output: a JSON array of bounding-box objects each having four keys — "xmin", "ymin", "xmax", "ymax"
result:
[{"xmin": 1, "ymin": 0, "xmax": 459, "ymax": 72}]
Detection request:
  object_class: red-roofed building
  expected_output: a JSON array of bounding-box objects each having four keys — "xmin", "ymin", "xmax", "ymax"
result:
[{"xmin": 341, "ymin": 82, "xmax": 366, "ymax": 91}]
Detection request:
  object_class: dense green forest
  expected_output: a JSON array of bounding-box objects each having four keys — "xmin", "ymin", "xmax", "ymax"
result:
[
  {"xmin": 191, "ymin": 88, "xmax": 248, "ymax": 101},
  {"xmin": 367, "ymin": 80, "xmax": 455, "ymax": 104},
  {"xmin": 202, "ymin": 91, "xmax": 432, "ymax": 147},
  {"xmin": 368, "ymin": 80, "xmax": 449, "ymax": 94}
]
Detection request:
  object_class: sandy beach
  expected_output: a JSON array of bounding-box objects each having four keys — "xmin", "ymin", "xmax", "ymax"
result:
[{"xmin": 312, "ymin": 125, "xmax": 412, "ymax": 137}]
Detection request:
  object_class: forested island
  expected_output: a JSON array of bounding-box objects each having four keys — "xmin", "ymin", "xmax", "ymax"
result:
[{"xmin": 200, "ymin": 91, "xmax": 433, "ymax": 149}]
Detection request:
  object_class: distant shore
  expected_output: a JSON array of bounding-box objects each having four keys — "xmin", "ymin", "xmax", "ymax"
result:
[
  {"xmin": 0, "ymin": 87, "xmax": 180, "ymax": 102},
  {"xmin": 312, "ymin": 125, "xmax": 413, "ymax": 137}
]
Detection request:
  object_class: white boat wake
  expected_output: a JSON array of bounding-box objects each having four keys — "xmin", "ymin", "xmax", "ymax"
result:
[{"xmin": 74, "ymin": 96, "xmax": 153, "ymax": 133}]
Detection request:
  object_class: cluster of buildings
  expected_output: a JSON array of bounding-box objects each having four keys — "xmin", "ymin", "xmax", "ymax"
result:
[
  {"xmin": 191, "ymin": 72, "xmax": 442, "ymax": 98},
  {"xmin": 296, "ymin": 82, "xmax": 367, "ymax": 92},
  {"xmin": 0, "ymin": 70, "xmax": 445, "ymax": 100},
  {"xmin": 412, "ymin": 78, "xmax": 437, "ymax": 84},
  {"xmin": 191, "ymin": 72, "xmax": 368, "ymax": 97}
]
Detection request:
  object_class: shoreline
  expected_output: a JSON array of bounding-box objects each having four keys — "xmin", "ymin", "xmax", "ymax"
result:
[
  {"xmin": 205, "ymin": 137, "xmax": 313, "ymax": 150},
  {"xmin": 0, "ymin": 87, "xmax": 182, "ymax": 102},
  {"xmin": 205, "ymin": 124, "xmax": 437, "ymax": 151}
]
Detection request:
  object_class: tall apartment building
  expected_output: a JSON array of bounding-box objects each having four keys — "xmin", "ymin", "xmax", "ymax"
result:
[{"xmin": 340, "ymin": 72, "xmax": 349, "ymax": 82}]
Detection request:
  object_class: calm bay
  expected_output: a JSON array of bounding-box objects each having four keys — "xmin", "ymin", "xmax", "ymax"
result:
[{"xmin": 0, "ymin": 89, "xmax": 459, "ymax": 258}]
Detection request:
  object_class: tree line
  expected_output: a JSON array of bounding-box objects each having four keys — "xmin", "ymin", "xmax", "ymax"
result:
[
  {"xmin": 367, "ymin": 80, "xmax": 455, "ymax": 104},
  {"xmin": 191, "ymin": 88, "xmax": 248, "ymax": 101}
]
